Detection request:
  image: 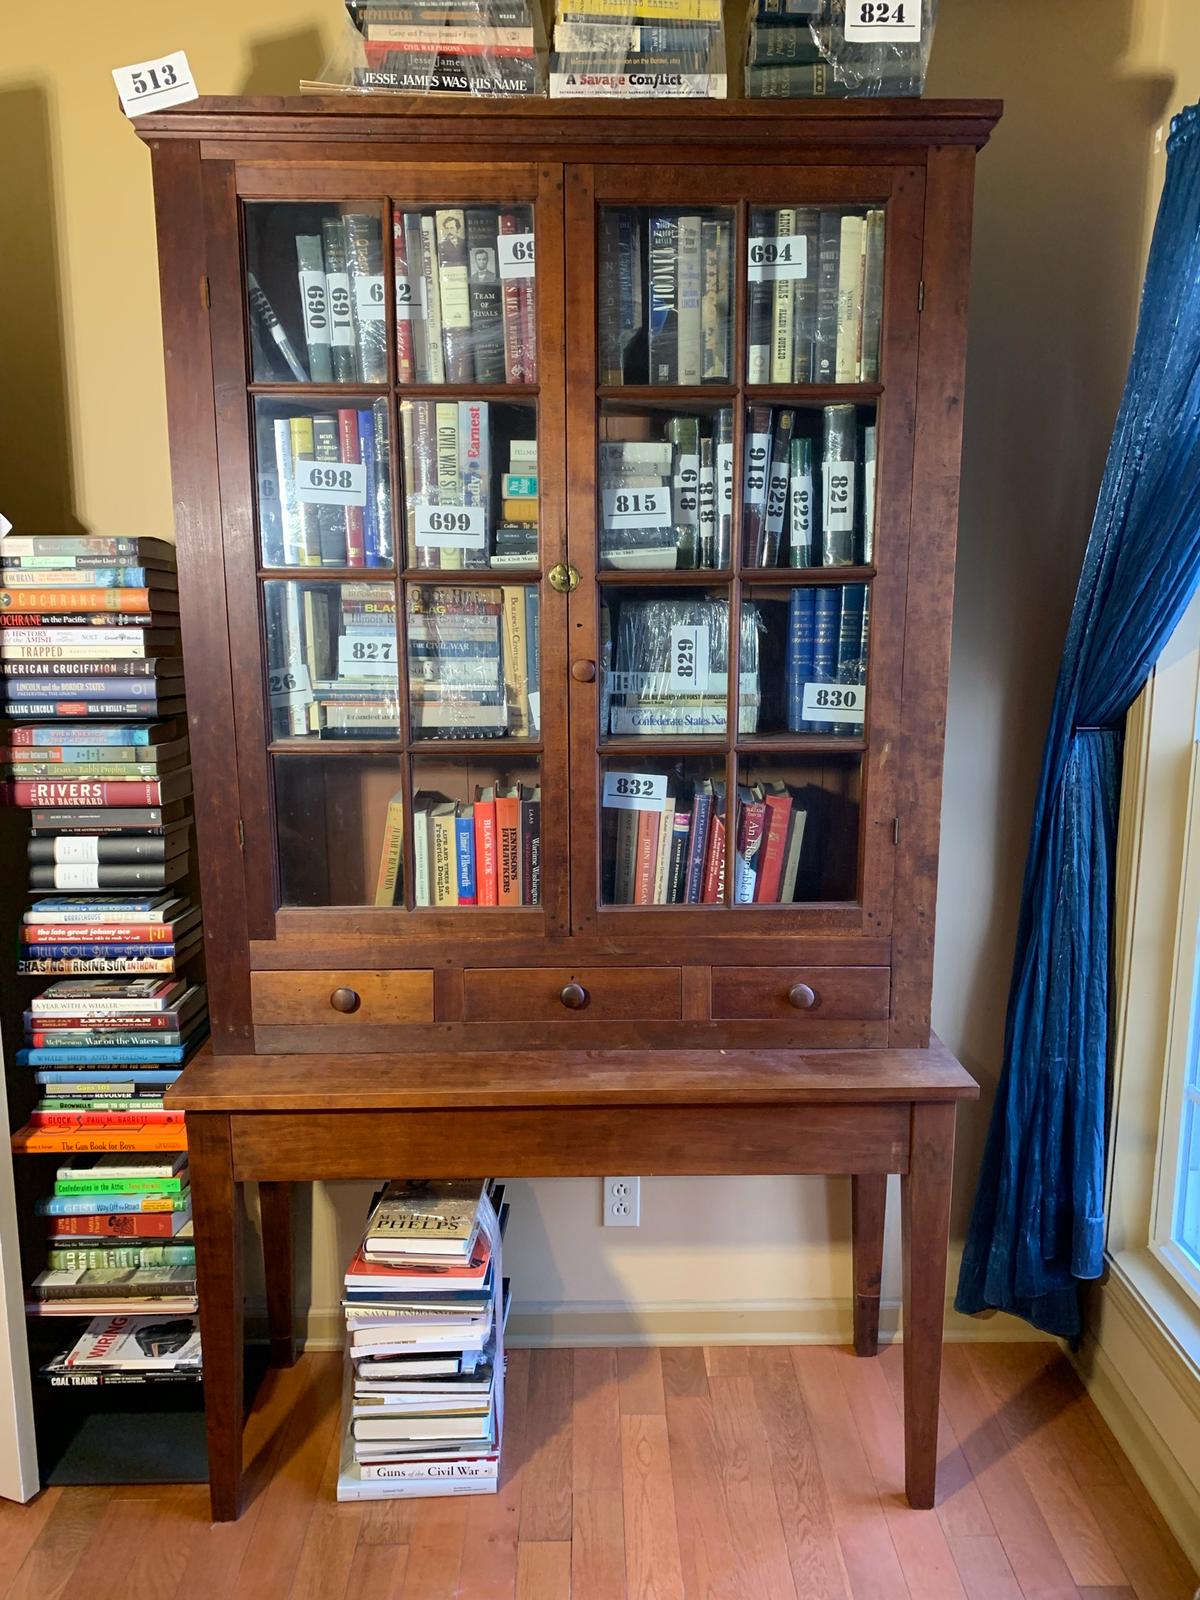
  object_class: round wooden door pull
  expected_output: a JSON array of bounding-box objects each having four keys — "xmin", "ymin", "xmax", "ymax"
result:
[
  {"xmin": 559, "ymin": 982, "xmax": 589, "ymax": 1009},
  {"xmin": 787, "ymin": 983, "xmax": 817, "ymax": 1010},
  {"xmin": 330, "ymin": 987, "xmax": 361, "ymax": 1014},
  {"xmin": 571, "ymin": 660, "xmax": 597, "ymax": 683}
]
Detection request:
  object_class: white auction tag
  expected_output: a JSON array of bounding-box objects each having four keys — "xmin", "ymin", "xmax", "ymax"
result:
[
  {"xmin": 0, "ymin": 512, "xmax": 11, "ymax": 537},
  {"xmin": 327, "ymin": 273, "xmax": 354, "ymax": 347},
  {"xmin": 112, "ymin": 51, "xmax": 199, "ymax": 117},
  {"xmin": 355, "ymin": 275, "xmax": 386, "ymax": 322},
  {"xmin": 823, "ymin": 459, "xmax": 856, "ymax": 536},
  {"xmin": 603, "ymin": 486, "xmax": 672, "ymax": 530},
  {"xmin": 395, "ymin": 277, "xmax": 413, "ymax": 322},
  {"xmin": 747, "ymin": 234, "xmax": 807, "ymax": 282},
  {"xmin": 268, "ymin": 662, "xmax": 314, "ymax": 710},
  {"xmin": 413, "ymin": 504, "xmax": 486, "ymax": 549},
  {"xmin": 295, "ymin": 460, "xmax": 367, "ymax": 507},
  {"xmin": 800, "ymin": 681, "xmax": 866, "ymax": 725},
  {"xmin": 669, "ymin": 623, "xmax": 710, "ymax": 693},
  {"xmin": 299, "ymin": 270, "xmax": 331, "ymax": 349},
  {"xmin": 602, "ymin": 770, "xmax": 668, "ymax": 812},
  {"xmin": 844, "ymin": 0, "xmax": 921, "ymax": 42},
  {"xmin": 338, "ymin": 635, "xmax": 398, "ymax": 676},
  {"xmin": 498, "ymin": 233, "xmax": 536, "ymax": 279}
]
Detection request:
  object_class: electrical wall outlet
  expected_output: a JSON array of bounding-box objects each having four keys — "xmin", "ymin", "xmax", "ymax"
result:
[{"xmin": 603, "ymin": 1176, "xmax": 640, "ymax": 1227}]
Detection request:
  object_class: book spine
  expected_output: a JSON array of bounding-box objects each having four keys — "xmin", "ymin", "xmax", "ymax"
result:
[
  {"xmin": 47, "ymin": 1245, "xmax": 195, "ymax": 1269},
  {"xmin": 455, "ymin": 814, "xmax": 477, "ymax": 905},
  {"xmin": 862, "ymin": 424, "xmax": 876, "ymax": 565},
  {"xmin": 835, "ymin": 215, "xmax": 866, "ymax": 383},
  {"xmin": 647, "ymin": 216, "xmax": 679, "ymax": 384},
  {"xmin": 732, "ymin": 797, "xmax": 767, "ymax": 904},
  {"xmin": 786, "ymin": 586, "xmax": 816, "ymax": 733},
  {"xmin": 821, "ymin": 404, "xmax": 858, "ymax": 566},
  {"xmin": 459, "ymin": 400, "xmax": 491, "ymax": 572},
  {"xmin": 392, "ymin": 213, "xmax": 416, "ymax": 384},
  {"xmin": 6, "ymin": 779, "xmax": 168, "ymax": 805},
  {"xmin": 0, "ymin": 588, "xmax": 160, "ymax": 613},
  {"xmin": 792, "ymin": 208, "xmax": 820, "ymax": 383},
  {"xmin": 747, "ymin": 208, "xmax": 773, "ymax": 383},
  {"xmin": 311, "ymin": 414, "xmax": 350, "ymax": 565},
  {"xmin": 665, "ymin": 808, "xmax": 690, "ymax": 903},
  {"xmin": 814, "ymin": 209, "xmax": 841, "ymax": 383},
  {"xmin": 700, "ymin": 803, "xmax": 726, "ymax": 903},
  {"xmin": 762, "ymin": 408, "xmax": 795, "ymax": 567},
  {"xmin": 344, "ymin": 213, "xmax": 388, "ymax": 383},
  {"xmin": 473, "ymin": 799, "xmax": 498, "ymax": 905},
  {"xmin": 787, "ymin": 435, "xmax": 815, "ymax": 567},
  {"xmin": 435, "ymin": 209, "xmax": 473, "ymax": 382},
  {"xmin": 770, "ymin": 207, "xmax": 796, "ymax": 383},
  {"xmin": 373, "ymin": 795, "xmax": 405, "ymax": 907},
  {"xmin": 296, "ymin": 233, "xmax": 334, "ymax": 383},
  {"xmin": 683, "ymin": 789, "xmax": 712, "ymax": 903},
  {"xmin": 435, "ymin": 402, "xmax": 463, "ymax": 573},
  {"xmin": 45, "ymin": 1211, "xmax": 183, "ymax": 1236},
  {"xmin": 599, "ymin": 209, "xmax": 623, "ymax": 385},
  {"xmin": 755, "ymin": 794, "xmax": 791, "ymax": 902},
  {"xmin": 338, "ymin": 410, "xmax": 366, "ymax": 567},
  {"xmin": 675, "ymin": 215, "xmax": 703, "ymax": 385},
  {"xmin": 372, "ymin": 397, "xmax": 395, "ymax": 566},
  {"xmin": 714, "ymin": 408, "xmax": 733, "ymax": 570},
  {"xmin": 321, "ymin": 217, "xmax": 358, "ymax": 384},
  {"xmin": 288, "ymin": 416, "xmax": 323, "ymax": 565},
  {"xmin": 633, "ymin": 808, "xmax": 660, "ymax": 905},
  {"xmin": 420, "ymin": 216, "xmax": 446, "ymax": 384},
  {"xmin": 465, "ymin": 207, "xmax": 506, "ymax": 383},
  {"xmin": 498, "ymin": 210, "xmax": 527, "ymax": 382},
  {"xmin": 357, "ymin": 407, "xmax": 379, "ymax": 566},
  {"xmin": 495, "ymin": 798, "xmax": 521, "ymax": 906},
  {"xmin": 742, "ymin": 405, "xmax": 772, "ymax": 567},
  {"xmin": 400, "ymin": 214, "xmax": 430, "ymax": 382}
]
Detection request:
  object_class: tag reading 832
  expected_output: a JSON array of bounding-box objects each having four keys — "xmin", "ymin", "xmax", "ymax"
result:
[
  {"xmin": 843, "ymin": 0, "xmax": 922, "ymax": 42},
  {"xmin": 602, "ymin": 771, "xmax": 668, "ymax": 812}
]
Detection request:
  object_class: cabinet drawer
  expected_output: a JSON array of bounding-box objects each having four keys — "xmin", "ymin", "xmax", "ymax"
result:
[
  {"xmin": 251, "ymin": 970, "xmax": 435, "ymax": 1026},
  {"xmin": 463, "ymin": 967, "xmax": 681, "ymax": 1022},
  {"xmin": 711, "ymin": 966, "xmax": 890, "ymax": 1021}
]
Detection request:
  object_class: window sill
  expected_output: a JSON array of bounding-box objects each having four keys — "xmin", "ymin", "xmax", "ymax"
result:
[{"xmin": 1106, "ymin": 1245, "xmax": 1200, "ymax": 1383}]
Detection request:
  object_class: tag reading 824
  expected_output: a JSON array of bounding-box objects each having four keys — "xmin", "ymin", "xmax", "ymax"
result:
[{"xmin": 843, "ymin": 0, "xmax": 922, "ymax": 42}]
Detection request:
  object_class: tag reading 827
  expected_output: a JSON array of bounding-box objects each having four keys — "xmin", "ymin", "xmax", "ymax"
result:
[{"xmin": 843, "ymin": 0, "xmax": 922, "ymax": 42}]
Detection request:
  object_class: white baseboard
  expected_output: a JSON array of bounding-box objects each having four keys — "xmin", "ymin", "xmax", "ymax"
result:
[{"xmin": 267, "ymin": 1297, "xmax": 1053, "ymax": 1352}]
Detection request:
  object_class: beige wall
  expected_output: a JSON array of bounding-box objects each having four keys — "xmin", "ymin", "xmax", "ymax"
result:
[{"xmin": 2, "ymin": 1, "xmax": 1193, "ymax": 1343}]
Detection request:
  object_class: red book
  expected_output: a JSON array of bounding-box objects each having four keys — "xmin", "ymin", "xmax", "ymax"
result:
[
  {"xmin": 519, "ymin": 275, "xmax": 537, "ymax": 384},
  {"xmin": 701, "ymin": 810, "xmax": 727, "ymax": 904},
  {"xmin": 733, "ymin": 794, "xmax": 767, "ymax": 903},
  {"xmin": 30, "ymin": 1110, "xmax": 185, "ymax": 1129},
  {"xmin": 755, "ymin": 790, "xmax": 793, "ymax": 904},
  {"xmin": 473, "ymin": 798, "xmax": 498, "ymax": 906},
  {"xmin": 495, "ymin": 794, "xmax": 521, "ymax": 906},
  {"xmin": 393, "ymin": 215, "xmax": 416, "ymax": 383},
  {"xmin": 338, "ymin": 410, "xmax": 366, "ymax": 567},
  {"xmin": 48, "ymin": 1210, "xmax": 189, "ymax": 1238},
  {"xmin": 633, "ymin": 810, "xmax": 660, "ymax": 906},
  {"xmin": 3, "ymin": 776, "xmax": 184, "ymax": 805},
  {"xmin": 0, "ymin": 588, "xmax": 168, "ymax": 613},
  {"xmin": 498, "ymin": 210, "xmax": 526, "ymax": 383}
]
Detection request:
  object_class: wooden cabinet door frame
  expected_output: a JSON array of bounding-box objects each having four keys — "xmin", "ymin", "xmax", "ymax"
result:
[{"xmin": 563, "ymin": 160, "xmax": 925, "ymax": 940}]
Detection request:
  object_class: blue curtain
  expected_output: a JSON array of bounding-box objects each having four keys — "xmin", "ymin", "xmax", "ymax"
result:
[{"xmin": 956, "ymin": 104, "xmax": 1200, "ymax": 1339}]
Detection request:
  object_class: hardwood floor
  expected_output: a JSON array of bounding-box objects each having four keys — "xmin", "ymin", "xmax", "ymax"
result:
[{"xmin": 0, "ymin": 1342, "xmax": 1193, "ymax": 1600}]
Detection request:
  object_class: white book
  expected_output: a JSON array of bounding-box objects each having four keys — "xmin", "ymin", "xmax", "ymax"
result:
[
  {"xmin": 835, "ymin": 215, "xmax": 866, "ymax": 383},
  {"xmin": 413, "ymin": 804, "xmax": 432, "ymax": 907},
  {"xmin": 354, "ymin": 1414, "xmax": 490, "ymax": 1442},
  {"xmin": 402, "ymin": 214, "xmax": 430, "ymax": 382},
  {"xmin": 675, "ymin": 215, "xmax": 703, "ymax": 385},
  {"xmin": 419, "ymin": 215, "xmax": 446, "ymax": 385},
  {"xmin": 652, "ymin": 797, "xmax": 675, "ymax": 904}
]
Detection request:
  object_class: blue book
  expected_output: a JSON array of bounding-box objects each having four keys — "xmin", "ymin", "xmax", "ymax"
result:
[
  {"xmin": 1, "ymin": 676, "xmax": 164, "ymax": 699},
  {"xmin": 19, "ymin": 1042, "xmax": 190, "ymax": 1066},
  {"xmin": 358, "ymin": 407, "xmax": 380, "ymax": 566},
  {"xmin": 786, "ymin": 587, "xmax": 817, "ymax": 733},
  {"xmin": 684, "ymin": 786, "xmax": 713, "ymax": 905},
  {"xmin": 30, "ymin": 896, "xmax": 170, "ymax": 914},
  {"xmin": 1, "ymin": 567, "xmax": 160, "ymax": 588},
  {"xmin": 525, "ymin": 587, "xmax": 540, "ymax": 724},
  {"xmin": 18, "ymin": 727, "xmax": 154, "ymax": 746},
  {"xmin": 647, "ymin": 216, "xmax": 679, "ymax": 384},
  {"xmin": 34, "ymin": 1069, "xmax": 182, "ymax": 1086},
  {"xmin": 36, "ymin": 1193, "xmax": 190, "ymax": 1217},
  {"xmin": 455, "ymin": 815, "xmax": 476, "ymax": 905},
  {"xmin": 21, "ymin": 944, "xmax": 183, "ymax": 962}
]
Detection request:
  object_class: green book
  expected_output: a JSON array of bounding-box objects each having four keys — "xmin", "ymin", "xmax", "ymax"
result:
[{"xmin": 53, "ymin": 1173, "xmax": 189, "ymax": 1198}]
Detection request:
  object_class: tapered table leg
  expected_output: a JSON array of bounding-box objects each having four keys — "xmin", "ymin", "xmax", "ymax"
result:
[
  {"xmin": 188, "ymin": 1112, "xmax": 244, "ymax": 1522},
  {"xmin": 258, "ymin": 1181, "xmax": 295, "ymax": 1368},
  {"xmin": 901, "ymin": 1101, "xmax": 955, "ymax": 1509},
  {"xmin": 851, "ymin": 1173, "xmax": 887, "ymax": 1356}
]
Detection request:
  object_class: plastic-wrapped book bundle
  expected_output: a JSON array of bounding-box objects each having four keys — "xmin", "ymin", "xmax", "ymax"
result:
[
  {"xmin": 744, "ymin": 0, "xmax": 936, "ymax": 98},
  {"xmin": 337, "ymin": 1180, "xmax": 510, "ymax": 1501},
  {"xmin": 304, "ymin": 0, "xmax": 548, "ymax": 96},
  {"xmin": 550, "ymin": 0, "xmax": 727, "ymax": 98}
]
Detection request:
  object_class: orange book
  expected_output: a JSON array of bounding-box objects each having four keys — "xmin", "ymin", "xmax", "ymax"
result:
[
  {"xmin": 701, "ymin": 810, "xmax": 727, "ymax": 904},
  {"xmin": 633, "ymin": 809, "xmax": 660, "ymax": 906},
  {"xmin": 495, "ymin": 793, "xmax": 521, "ymax": 906},
  {"xmin": 49, "ymin": 1210, "xmax": 189, "ymax": 1238},
  {"xmin": 12, "ymin": 1125, "xmax": 188, "ymax": 1155},
  {"xmin": 0, "ymin": 588, "xmax": 170, "ymax": 613},
  {"xmin": 473, "ymin": 796, "xmax": 499, "ymax": 906}
]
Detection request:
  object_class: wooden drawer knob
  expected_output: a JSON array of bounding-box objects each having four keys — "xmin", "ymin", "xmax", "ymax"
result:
[
  {"xmin": 787, "ymin": 983, "xmax": 817, "ymax": 1011},
  {"xmin": 571, "ymin": 660, "xmax": 597, "ymax": 683},
  {"xmin": 330, "ymin": 987, "xmax": 361, "ymax": 1014},
  {"xmin": 559, "ymin": 982, "xmax": 589, "ymax": 1010}
]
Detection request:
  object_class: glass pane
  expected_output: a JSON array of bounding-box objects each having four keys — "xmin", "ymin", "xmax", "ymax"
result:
[
  {"xmin": 1175, "ymin": 1093, "xmax": 1200, "ymax": 1267},
  {"xmin": 599, "ymin": 403, "xmax": 733, "ymax": 571},
  {"xmin": 264, "ymin": 580, "xmax": 399, "ymax": 742},
  {"xmin": 275, "ymin": 754, "xmax": 404, "ymax": 906},
  {"xmin": 411, "ymin": 755, "xmax": 541, "ymax": 907},
  {"xmin": 393, "ymin": 205, "xmax": 536, "ymax": 385},
  {"xmin": 245, "ymin": 203, "xmax": 387, "ymax": 385},
  {"xmin": 598, "ymin": 207, "xmax": 735, "ymax": 387},
  {"xmin": 407, "ymin": 583, "xmax": 539, "ymax": 742},
  {"xmin": 734, "ymin": 755, "xmax": 862, "ymax": 903},
  {"xmin": 600, "ymin": 587, "xmax": 759, "ymax": 739},
  {"xmin": 742, "ymin": 583, "xmax": 869, "ymax": 736},
  {"xmin": 742, "ymin": 403, "xmax": 876, "ymax": 569},
  {"xmin": 600, "ymin": 756, "xmax": 727, "ymax": 906},
  {"xmin": 255, "ymin": 397, "xmax": 394, "ymax": 570},
  {"xmin": 746, "ymin": 206, "xmax": 885, "ymax": 385},
  {"xmin": 400, "ymin": 401, "xmax": 537, "ymax": 571}
]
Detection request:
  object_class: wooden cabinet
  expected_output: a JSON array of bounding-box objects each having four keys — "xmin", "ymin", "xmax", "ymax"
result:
[{"xmin": 139, "ymin": 97, "xmax": 998, "ymax": 1056}]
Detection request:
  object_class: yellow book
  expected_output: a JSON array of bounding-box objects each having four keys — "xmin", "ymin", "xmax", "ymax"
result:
[
  {"xmin": 288, "ymin": 416, "xmax": 322, "ymax": 566},
  {"xmin": 430, "ymin": 803, "xmax": 459, "ymax": 906},
  {"xmin": 373, "ymin": 790, "xmax": 405, "ymax": 907},
  {"xmin": 501, "ymin": 499, "xmax": 539, "ymax": 524},
  {"xmin": 558, "ymin": 0, "xmax": 721, "ymax": 19},
  {"xmin": 435, "ymin": 401, "xmax": 463, "ymax": 573},
  {"xmin": 501, "ymin": 586, "xmax": 530, "ymax": 738}
]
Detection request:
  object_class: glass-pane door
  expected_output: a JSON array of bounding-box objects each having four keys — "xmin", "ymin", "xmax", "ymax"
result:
[
  {"xmin": 231, "ymin": 178, "xmax": 565, "ymax": 931},
  {"xmin": 567, "ymin": 170, "xmax": 919, "ymax": 931}
]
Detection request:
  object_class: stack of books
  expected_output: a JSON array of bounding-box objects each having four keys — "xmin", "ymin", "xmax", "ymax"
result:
[
  {"xmin": 342, "ymin": 0, "xmax": 545, "ymax": 95},
  {"xmin": 741, "ymin": 404, "xmax": 877, "ymax": 569},
  {"xmin": 549, "ymin": 0, "xmax": 727, "ymax": 97},
  {"xmin": 599, "ymin": 413, "xmax": 733, "ymax": 570},
  {"xmin": 785, "ymin": 583, "xmax": 869, "ymax": 733},
  {"xmin": 260, "ymin": 400, "xmax": 394, "ymax": 567},
  {"xmin": 406, "ymin": 584, "xmax": 539, "ymax": 739},
  {"xmin": 746, "ymin": 207, "xmax": 884, "ymax": 387},
  {"xmin": 40, "ymin": 1311, "xmax": 202, "ymax": 1391},
  {"xmin": 602, "ymin": 595, "xmax": 761, "ymax": 736},
  {"xmin": 743, "ymin": 0, "xmax": 933, "ymax": 99},
  {"xmin": 412, "ymin": 782, "xmax": 541, "ymax": 906},
  {"xmin": 265, "ymin": 581, "xmax": 401, "ymax": 741},
  {"xmin": 337, "ymin": 1180, "xmax": 509, "ymax": 1500},
  {"xmin": 402, "ymin": 402, "xmax": 538, "ymax": 572}
]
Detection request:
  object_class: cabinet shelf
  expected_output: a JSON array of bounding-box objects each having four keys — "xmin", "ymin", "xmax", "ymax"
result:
[
  {"xmin": 598, "ymin": 385, "xmax": 738, "ymax": 404},
  {"xmin": 742, "ymin": 383, "xmax": 884, "ymax": 403},
  {"xmin": 738, "ymin": 565, "xmax": 877, "ymax": 586},
  {"xmin": 598, "ymin": 569, "xmax": 732, "ymax": 587}
]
